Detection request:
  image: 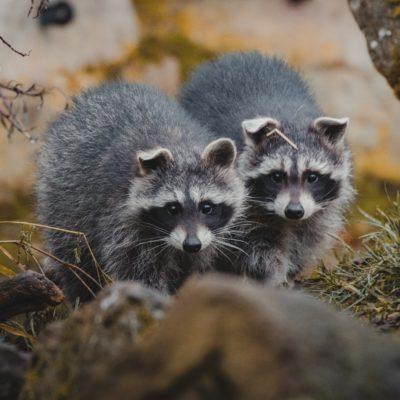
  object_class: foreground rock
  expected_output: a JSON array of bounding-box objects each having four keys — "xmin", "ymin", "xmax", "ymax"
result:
[
  {"xmin": 20, "ymin": 283, "xmax": 168, "ymax": 400},
  {"xmin": 21, "ymin": 275, "xmax": 400, "ymax": 400},
  {"xmin": 0, "ymin": 343, "xmax": 30, "ymax": 400}
]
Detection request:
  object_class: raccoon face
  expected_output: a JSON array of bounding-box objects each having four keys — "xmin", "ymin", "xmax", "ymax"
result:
[
  {"xmin": 240, "ymin": 116, "xmax": 351, "ymax": 221},
  {"xmin": 128, "ymin": 138, "xmax": 245, "ymax": 254}
]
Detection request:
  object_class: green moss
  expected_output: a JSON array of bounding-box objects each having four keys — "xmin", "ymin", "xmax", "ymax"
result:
[
  {"xmin": 135, "ymin": 34, "xmax": 215, "ymax": 80},
  {"xmin": 131, "ymin": 0, "xmax": 215, "ymax": 79}
]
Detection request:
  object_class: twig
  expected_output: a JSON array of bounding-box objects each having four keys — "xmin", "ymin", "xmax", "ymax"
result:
[
  {"xmin": 28, "ymin": 0, "xmax": 49, "ymax": 18},
  {"xmin": 0, "ymin": 220, "xmax": 110, "ymax": 285},
  {"xmin": 267, "ymin": 128, "xmax": 299, "ymax": 150},
  {"xmin": 0, "ymin": 240, "xmax": 101, "ymax": 299},
  {"xmin": 0, "ymin": 35, "xmax": 31, "ymax": 57},
  {"xmin": 0, "ymin": 81, "xmax": 46, "ymax": 139}
]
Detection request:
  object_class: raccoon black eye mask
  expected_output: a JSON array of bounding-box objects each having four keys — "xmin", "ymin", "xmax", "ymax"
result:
[
  {"xmin": 37, "ymin": 82, "xmax": 246, "ymax": 302},
  {"xmin": 179, "ymin": 51, "xmax": 355, "ymax": 286}
]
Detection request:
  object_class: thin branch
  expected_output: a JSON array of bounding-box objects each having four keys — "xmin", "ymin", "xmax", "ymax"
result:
[
  {"xmin": 0, "ymin": 81, "xmax": 46, "ymax": 140},
  {"xmin": 0, "ymin": 35, "xmax": 31, "ymax": 57},
  {"xmin": 267, "ymin": 128, "xmax": 299, "ymax": 150},
  {"xmin": 28, "ymin": 0, "xmax": 49, "ymax": 18}
]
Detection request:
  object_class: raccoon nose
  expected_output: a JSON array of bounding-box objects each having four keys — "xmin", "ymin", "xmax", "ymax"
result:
[
  {"xmin": 285, "ymin": 202, "xmax": 305, "ymax": 220},
  {"xmin": 183, "ymin": 236, "xmax": 202, "ymax": 253}
]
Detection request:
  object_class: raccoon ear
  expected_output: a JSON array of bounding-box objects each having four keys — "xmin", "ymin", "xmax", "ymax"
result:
[
  {"xmin": 136, "ymin": 148, "xmax": 173, "ymax": 176},
  {"xmin": 242, "ymin": 117, "xmax": 280, "ymax": 146},
  {"xmin": 313, "ymin": 117, "xmax": 349, "ymax": 145},
  {"xmin": 202, "ymin": 138, "xmax": 237, "ymax": 170}
]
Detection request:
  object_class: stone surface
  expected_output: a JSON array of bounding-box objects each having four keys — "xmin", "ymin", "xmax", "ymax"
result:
[
  {"xmin": 177, "ymin": 0, "xmax": 400, "ymax": 181},
  {"xmin": 349, "ymin": 0, "xmax": 400, "ymax": 99},
  {"xmin": 0, "ymin": 0, "xmax": 139, "ymax": 82},
  {"xmin": 21, "ymin": 275, "xmax": 400, "ymax": 400},
  {"xmin": 20, "ymin": 282, "xmax": 169, "ymax": 400},
  {"xmin": 0, "ymin": 0, "xmax": 139, "ymax": 200}
]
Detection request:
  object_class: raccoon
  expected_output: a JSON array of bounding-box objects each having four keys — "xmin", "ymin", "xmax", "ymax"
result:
[
  {"xmin": 37, "ymin": 83, "xmax": 246, "ymax": 302},
  {"xmin": 179, "ymin": 52, "xmax": 355, "ymax": 285}
]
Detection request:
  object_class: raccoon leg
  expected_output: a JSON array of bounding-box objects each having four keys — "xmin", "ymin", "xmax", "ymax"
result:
[
  {"xmin": 246, "ymin": 246, "xmax": 291, "ymax": 287},
  {"xmin": 266, "ymin": 255, "xmax": 291, "ymax": 288}
]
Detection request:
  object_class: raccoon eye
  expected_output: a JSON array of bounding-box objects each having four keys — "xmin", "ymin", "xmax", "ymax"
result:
[
  {"xmin": 200, "ymin": 202, "xmax": 214, "ymax": 215},
  {"xmin": 271, "ymin": 171, "xmax": 285, "ymax": 184},
  {"xmin": 165, "ymin": 203, "xmax": 180, "ymax": 215},
  {"xmin": 307, "ymin": 172, "xmax": 319, "ymax": 184}
]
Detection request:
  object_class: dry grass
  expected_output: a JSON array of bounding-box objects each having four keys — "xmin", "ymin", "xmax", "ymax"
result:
[
  {"xmin": 303, "ymin": 195, "xmax": 400, "ymax": 332},
  {"xmin": 0, "ymin": 221, "xmax": 112, "ymax": 349}
]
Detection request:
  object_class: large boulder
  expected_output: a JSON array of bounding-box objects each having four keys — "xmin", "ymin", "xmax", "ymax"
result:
[{"xmin": 21, "ymin": 275, "xmax": 400, "ymax": 400}]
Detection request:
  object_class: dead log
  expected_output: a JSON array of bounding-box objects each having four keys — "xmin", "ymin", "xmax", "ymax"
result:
[
  {"xmin": 0, "ymin": 271, "xmax": 64, "ymax": 321},
  {"xmin": 0, "ymin": 343, "xmax": 30, "ymax": 400},
  {"xmin": 348, "ymin": 0, "xmax": 400, "ymax": 99}
]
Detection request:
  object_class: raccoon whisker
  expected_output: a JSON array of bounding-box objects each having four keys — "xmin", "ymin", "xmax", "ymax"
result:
[
  {"xmin": 213, "ymin": 239, "xmax": 249, "ymax": 257},
  {"xmin": 248, "ymin": 199, "xmax": 274, "ymax": 206},
  {"xmin": 214, "ymin": 221, "xmax": 253, "ymax": 231},
  {"xmin": 215, "ymin": 244, "xmax": 236, "ymax": 259},
  {"xmin": 222, "ymin": 237, "xmax": 248, "ymax": 244},
  {"xmin": 136, "ymin": 222, "xmax": 170, "ymax": 235},
  {"xmin": 246, "ymin": 195, "xmax": 274, "ymax": 201},
  {"xmin": 214, "ymin": 229, "xmax": 247, "ymax": 242},
  {"xmin": 212, "ymin": 244, "xmax": 233, "ymax": 265},
  {"xmin": 135, "ymin": 238, "xmax": 167, "ymax": 248},
  {"xmin": 139, "ymin": 242, "xmax": 169, "ymax": 259},
  {"xmin": 152, "ymin": 243, "xmax": 170, "ymax": 259},
  {"xmin": 318, "ymin": 186, "xmax": 339, "ymax": 203}
]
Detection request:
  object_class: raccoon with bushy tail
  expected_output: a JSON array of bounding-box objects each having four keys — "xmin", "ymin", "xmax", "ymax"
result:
[
  {"xmin": 179, "ymin": 52, "xmax": 355, "ymax": 285},
  {"xmin": 37, "ymin": 83, "xmax": 246, "ymax": 302}
]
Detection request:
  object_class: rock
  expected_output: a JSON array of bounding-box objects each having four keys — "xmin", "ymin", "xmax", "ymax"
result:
[
  {"xmin": 20, "ymin": 282, "xmax": 169, "ymax": 400},
  {"xmin": 21, "ymin": 275, "xmax": 400, "ymax": 400},
  {"xmin": 0, "ymin": 0, "xmax": 139, "ymax": 199},
  {"xmin": 177, "ymin": 0, "xmax": 400, "ymax": 181},
  {"xmin": 0, "ymin": 0, "xmax": 139, "ymax": 82},
  {"xmin": 0, "ymin": 342, "xmax": 30, "ymax": 400},
  {"xmin": 348, "ymin": 0, "xmax": 400, "ymax": 99}
]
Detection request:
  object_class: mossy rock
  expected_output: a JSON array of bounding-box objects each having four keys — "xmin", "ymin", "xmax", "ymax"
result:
[{"xmin": 20, "ymin": 283, "xmax": 168, "ymax": 400}]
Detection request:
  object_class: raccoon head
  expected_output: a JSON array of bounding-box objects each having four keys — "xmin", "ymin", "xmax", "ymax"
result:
[
  {"xmin": 128, "ymin": 138, "xmax": 245, "ymax": 254},
  {"xmin": 240, "ymin": 116, "xmax": 352, "ymax": 221}
]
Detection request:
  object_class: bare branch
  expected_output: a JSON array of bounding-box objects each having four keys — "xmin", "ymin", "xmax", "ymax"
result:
[
  {"xmin": 0, "ymin": 81, "xmax": 46, "ymax": 140},
  {"xmin": 28, "ymin": 0, "xmax": 49, "ymax": 18},
  {"xmin": 0, "ymin": 35, "xmax": 31, "ymax": 57}
]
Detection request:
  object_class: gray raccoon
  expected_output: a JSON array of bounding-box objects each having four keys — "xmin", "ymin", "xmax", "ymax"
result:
[
  {"xmin": 179, "ymin": 51, "xmax": 355, "ymax": 285},
  {"xmin": 37, "ymin": 83, "xmax": 246, "ymax": 302}
]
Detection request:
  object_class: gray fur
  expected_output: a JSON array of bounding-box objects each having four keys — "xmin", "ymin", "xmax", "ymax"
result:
[
  {"xmin": 37, "ymin": 83, "xmax": 245, "ymax": 301},
  {"xmin": 179, "ymin": 52, "xmax": 355, "ymax": 285}
]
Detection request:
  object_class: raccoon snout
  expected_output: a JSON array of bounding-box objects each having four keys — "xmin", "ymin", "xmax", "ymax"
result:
[
  {"xmin": 285, "ymin": 202, "xmax": 305, "ymax": 220},
  {"xmin": 182, "ymin": 236, "xmax": 202, "ymax": 253}
]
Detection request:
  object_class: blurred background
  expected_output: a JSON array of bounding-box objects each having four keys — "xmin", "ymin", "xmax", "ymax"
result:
[{"xmin": 1, "ymin": 0, "xmax": 399, "ymax": 251}]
